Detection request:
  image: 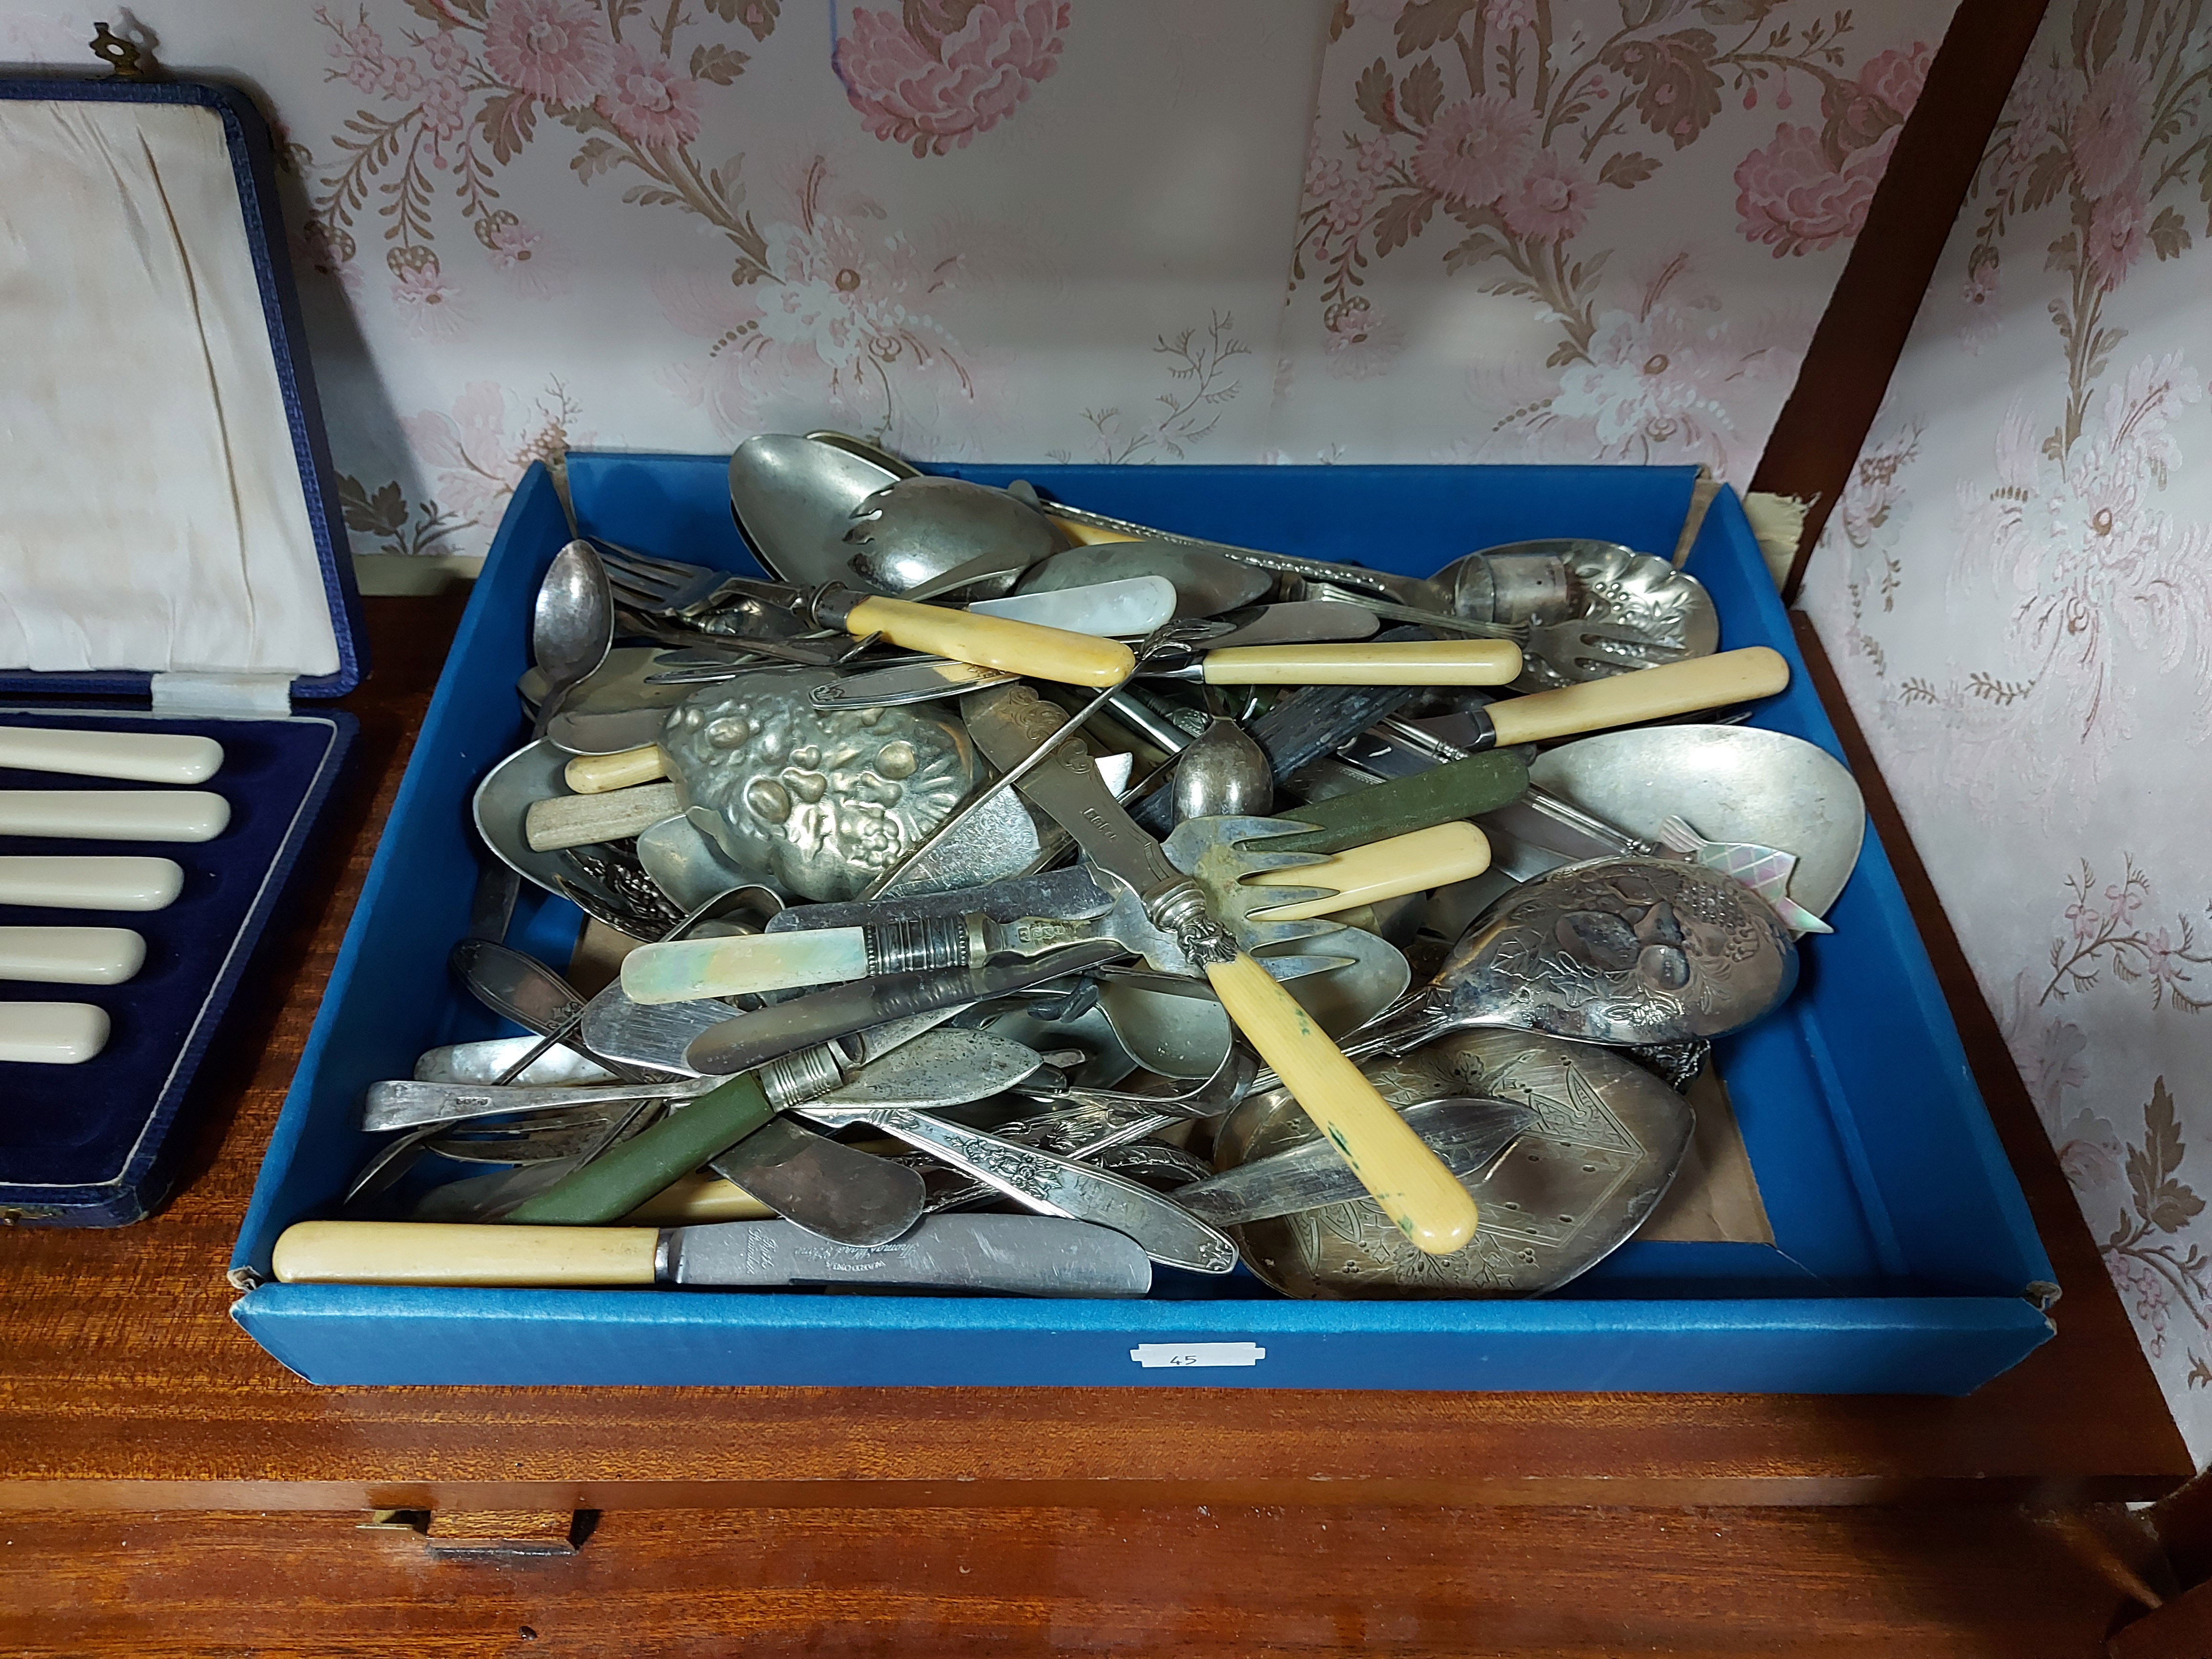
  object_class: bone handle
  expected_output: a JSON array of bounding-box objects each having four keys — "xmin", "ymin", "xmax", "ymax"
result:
[
  {"xmin": 0, "ymin": 727, "xmax": 223, "ymax": 784},
  {"xmin": 1247, "ymin": 823, "xmax": 1491, "ymax": 922},
  {"xmin": 1484, "ymin": 646, "xmax": 1790, "ymax": 747},
  {"xmin": 564, "ymin": 744, "xmax": 668, "ymax": 795},
  {"xmin": 271, "ymin": 1221, "xmax": 660, "ymax": 1286},
  {"xmin": 1201, "ymin": 640, "xmax": 1523, "ymax": 686},
  {"xmin": 841, "ymin": 596, "xmax": 1135, "ymax": 688},
  {"xmin": 1202, "ymin": 951, "xmax": 1478, "ymax": 1256},
  {"xmin": 0, "ymin": 856, "xmax": 183, "ymax": 911},
  {"xmin": 0, "ymin": 1001, "xmax": 110, "ymax": 1064},
  {"xmin": 0, "ymin": 790, "xmax": 230, "ymax": 843},
  {"xmin": 0, "ymin": 926, "xmax": 145, "ymax": 985},
  {"xmin": 523, "ymin": 782, "xmax": 684, "ymax": 852}
]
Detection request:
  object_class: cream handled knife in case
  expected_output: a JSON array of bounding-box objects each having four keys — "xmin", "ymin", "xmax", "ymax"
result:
[{"xmin": 0, "ymin": 55, "xmax": 365, "ymax": 1224}]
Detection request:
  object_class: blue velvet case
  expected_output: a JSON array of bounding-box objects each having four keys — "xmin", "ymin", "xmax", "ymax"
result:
[
  {"xmin": 230, "ymin": 453, "xmax": 2060, "ymax": 1393},
  {"xmin": 0, "ymin": 76, "xmax": 365, "ymax": 1225}
]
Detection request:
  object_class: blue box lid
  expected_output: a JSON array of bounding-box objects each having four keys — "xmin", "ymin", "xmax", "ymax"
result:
[{"xmin": 0, "ymin": 73, "xmax": 366, "ymax": 702}]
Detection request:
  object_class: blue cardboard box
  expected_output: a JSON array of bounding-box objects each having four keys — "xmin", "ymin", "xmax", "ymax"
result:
[
  {"xmin": 229, "ymin": 453, "xmax": 2057, "ymax": 1391},
  {"xmin": 0, "ymin": 75, "xmax": 363, "ymax": 1225}
]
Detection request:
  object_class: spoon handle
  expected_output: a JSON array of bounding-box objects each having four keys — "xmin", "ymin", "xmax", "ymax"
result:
[{"xmin": 838, "ymin": 596, "xmax": 1135, "ymax": 688}]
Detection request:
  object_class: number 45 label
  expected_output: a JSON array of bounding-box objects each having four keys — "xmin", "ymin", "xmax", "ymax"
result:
[{"xmin": 1129, "ymin": 1341, "xmax": 1267, "ymax": 1369}]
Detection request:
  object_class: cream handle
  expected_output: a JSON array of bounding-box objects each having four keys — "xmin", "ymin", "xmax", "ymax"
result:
[
  {"xmin": 1202, "ymin": 951, "xmax": 1478, "ymax": 1256},
  {"xmin": 1248, "ymin": 823, "xmax": 1490, "ymax": 922},
  {"xmin": 0, "ymin": 727, "xmax": 224, "ymax": 785},
  {"xmin": 0, "ymin": 855, "xmax": 183, "ymax": 911},
  {"xmin": 622, "ymin": 1174, "xmax": 777, "ymax": 1225},
  {"xmin": 524, "ymin": 782, "xmax": 684, "ymax": 852},
  {"xmin": 0, "ymin": 1001, "xmax": 109, "ymax": 1064},
  {"xmin": 1202, "ymin": 640, "xmax": 1524, "ymax": 686},
  {"xmin": 1045, "ymin": 519, "xmax": 1143, "ymax": 546},
  {"xmin": 270, "ymin": 1220, "xmax": 661, "ymax": 1286},
  {"xmin": 1486, "ymin": 646, "xmax": 1790, "ymax": 747},
  {"xmin": 0, "ymin": 790, "xmax": 230, "ymax": 843},
  {"xmin": 0, "ymin": 926, "xmax": 145, "ymax": 985},
  {"xmin": 564, "ymin": 744, "xmax": 668, "ymax": 794},
  {"xmin": 842, "ymin": 595, "xmax": 1135, "ymax": 688}
]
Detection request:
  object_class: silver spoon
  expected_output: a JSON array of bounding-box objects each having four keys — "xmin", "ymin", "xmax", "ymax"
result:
[
  {"xmin": 472, "ymin": 542, "xmax": 614, "ymax": 941},
  {"xmin": 726, "ymin": 433, "xmax": 904, "ymax": 588}
]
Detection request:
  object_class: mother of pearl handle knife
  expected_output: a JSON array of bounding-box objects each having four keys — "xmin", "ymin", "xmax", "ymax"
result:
[
  {"xmin": 270, "ymin": 1214, "xmax": 1153, "ymax": 1296},
  {"xmin": 0, "ymin": 727, "xmax": 223, "ymax": 784}
]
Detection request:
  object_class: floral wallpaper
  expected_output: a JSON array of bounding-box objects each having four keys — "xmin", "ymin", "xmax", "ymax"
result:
[
  {"xmin": 1800, "ymin": 0, "xmax": 2212, "ymax": 1460},
  {"xmin": 1, "ymin": 0, "xmax": 1945, "ymax": 561}
]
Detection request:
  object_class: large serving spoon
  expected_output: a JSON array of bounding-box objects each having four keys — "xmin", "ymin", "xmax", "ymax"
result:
[{"xmin": 726, "ymin": 433, "xmax": 904, "ymax": 588}]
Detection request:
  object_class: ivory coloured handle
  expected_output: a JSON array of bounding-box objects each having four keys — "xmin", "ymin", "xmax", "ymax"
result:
[
  {"xmin": 564, "ymin": 744, "xmax": 668, "ymax": 795},
  {"xmin": 0, "ymin": 790, "xmax": 229, "ymax": 843},
  {"xmin": 622, "ymin": 1173, "xmax": 776, "ymax": 1225},
  {"xmin": 1201, "ymin": 640, "xmax": 1523, "ymax": 686},
  {"xmin": 1202, "ymin": 951, "xmax": 1478, "ymax": 1256},
  {"xmin": 1045, "ymin": 518, "xmax": 1143, "ymax": 546},
  {"xmin": 0, "ymin": 855, "xmax": 183, "ymax": 911},
  {"xmin": 1248, "ymin": 822, "xmax": 1490, "ymax": 922},
  {"xmin": 271, "ymin": 1220, "xmax": 659, "ymax": 1286},
  {"xmin": 0, "ymin": 727, "xmax": 223, "ymax": 785},
  {"xmin": 842, "ymin": 596, "xmax": 1135, "ymax": 688},
  {"xmin": 1485, "ymin": 646, "xmax": 1790, "ymax": 747},
  {"xmin": 524, "ymin": 782, "xmax": 684, "ymax": 852},
  {"xmin": 0, "ymin": 1001, "xmax": 109, "ymax": 1064},
  {"xmin": 0, "ymin": 926, "xmax": 145, "ymax": 985}
]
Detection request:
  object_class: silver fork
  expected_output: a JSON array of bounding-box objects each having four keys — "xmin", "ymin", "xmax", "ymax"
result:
[
  {"xmin": 594, "ymin": 542, "xmax": 750, "ymax": 615},
  {"xmin": 1522, "ymin": 617, "xmax": 1691, "ymax": 675}
]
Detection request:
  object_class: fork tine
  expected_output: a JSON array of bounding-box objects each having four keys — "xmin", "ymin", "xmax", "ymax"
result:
[{"xmin": 608, "ymin": 570, "xmax": 682, "ymax": 604}]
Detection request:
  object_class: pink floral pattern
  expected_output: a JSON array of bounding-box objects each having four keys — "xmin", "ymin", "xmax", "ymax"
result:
[
  {"xmin": 1804, "ymin": 1, "xmax": 2212, "ymax": 1449},
  {"xmin": 834, "ymin": 0, "xmax": 1070, "ymax": 157},
  {"xmin": 1282, "ymin": 2, "xmax": 1935, "ymax": 474},
  {"xmin": 1735, "ymin": 44, "xmax": 1928, "ymax": 257}
]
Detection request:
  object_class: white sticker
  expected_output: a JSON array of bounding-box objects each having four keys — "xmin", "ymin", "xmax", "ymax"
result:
[{"xmin": 1129, "ymin": 1341, "xmax": 1267, "ymax": 1369}]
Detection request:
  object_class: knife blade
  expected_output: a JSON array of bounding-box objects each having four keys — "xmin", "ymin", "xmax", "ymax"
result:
[
  {"xmin": 807, "ymin": 658, "xmax": 1018, "ymax": 709},
  {"xmin": 1174, "ymin": 1096, "xmax": 1534, "ymax": 1226},
  {"xmin": 270, "ymin": 1215, "xmax": 1154, "ymax": 1296},
  {"xmin": 961, "ymin": 682, "xmax": 1480, "ymax": 1259},
  {"xmin": 967, "ymin": 575, "xmax": 1178, "ymax": 637}
]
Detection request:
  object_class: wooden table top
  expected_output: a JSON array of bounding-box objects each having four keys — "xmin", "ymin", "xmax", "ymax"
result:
[{"xmin": 0, "ymin": 597, "xmax": 2189, "ymax": 1513}]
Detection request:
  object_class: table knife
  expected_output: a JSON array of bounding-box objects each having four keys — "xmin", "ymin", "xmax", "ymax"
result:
[
  {"xmin": 961, "ymin": 682, "xmax": 1479, "ymax": 1257},
  {"xmin": 0, "ymin": 855, "xmax": 183, "ymax": 911},
  {"xmin": 269, "ymin": 1214, "xmax": 1154, "ymax": 1296},
  {"xmin": 0, "ymin": 790, "xmax": 230, "ymax": 843},
  {"xmin": 0, "ymin": 726, "xmax": 223, "ymax": 785}
]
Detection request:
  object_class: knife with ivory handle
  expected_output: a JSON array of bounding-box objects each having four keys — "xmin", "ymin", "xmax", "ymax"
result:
[
  {"xmin": 962, "ymin": 681, "xmax": 1480, "ymax": 1258},
  {"xmin": 0, "ymin": 856, "xmax": 183, "ymax": 911},
  {"xmin": 0, "ymin": 1001, "xmax": 110, "ymax": 1064},
  {"xmin": 0, "ymin": 790, "xmax": 230, "ymax": 843},
  {"xmin": 270, "ymin": 1214, "xmax": 1153, "ymax": 1295},
  {"xmin": 0, "ymin": 727, "xmax": 223, "ymax": 784},
  {"xmin": 0, "ymin": 926, "xmax": 145, "ymax": 985}
]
